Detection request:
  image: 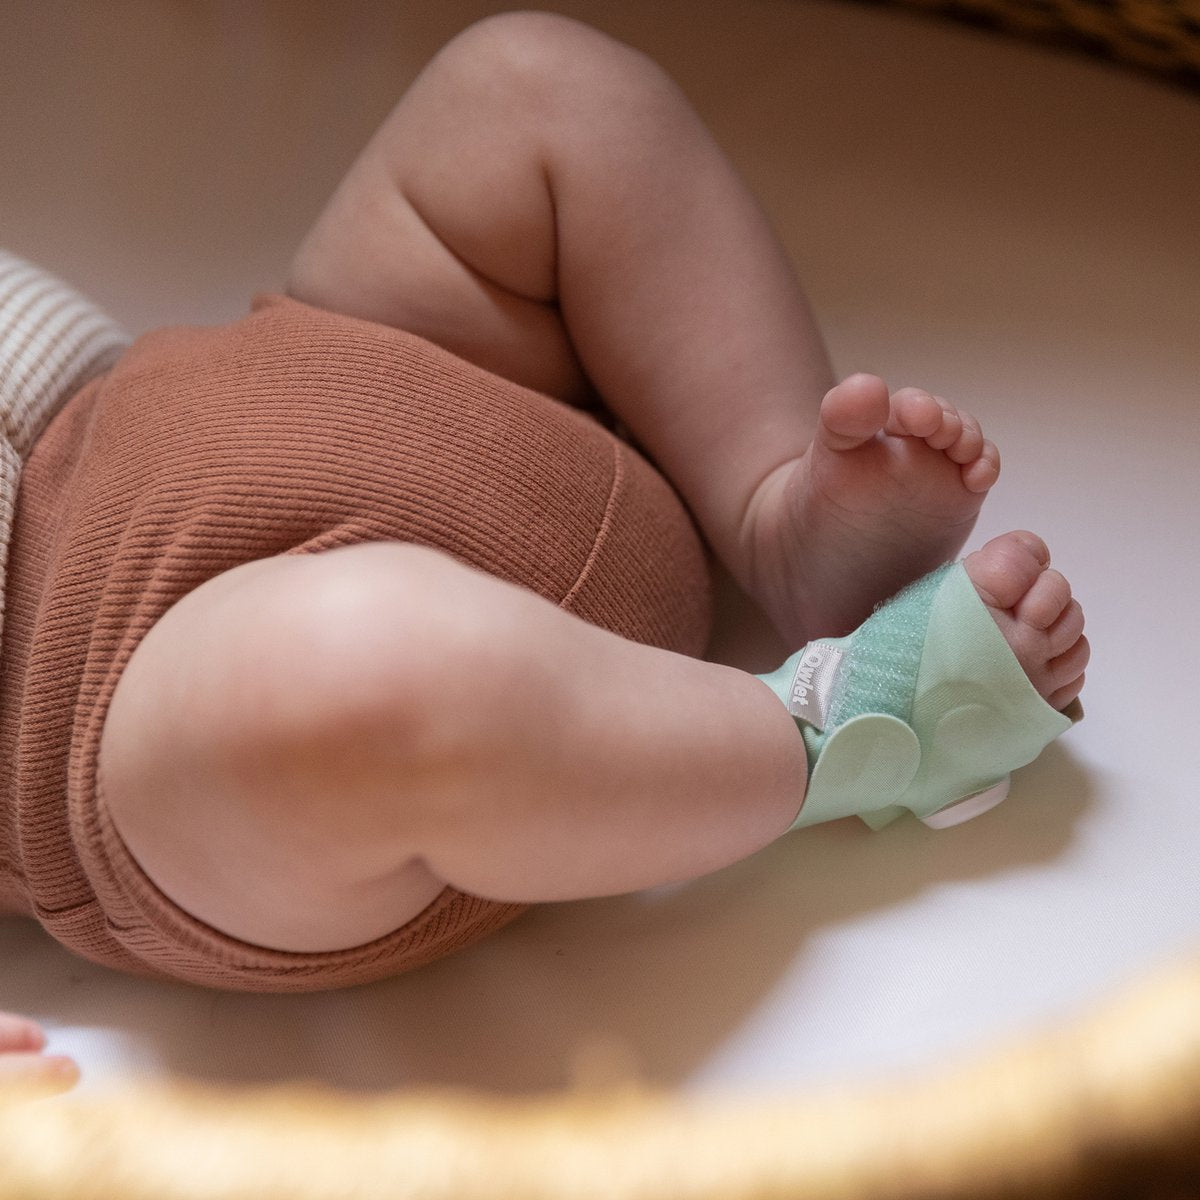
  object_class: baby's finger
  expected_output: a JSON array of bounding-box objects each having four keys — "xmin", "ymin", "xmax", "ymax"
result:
[
  {"xmin": 0, "ymin": 1052, "xmax": 81, "ymax": 1096},
  {"xmin": 0, "ymin": 1013, "xmax": 45, "ymax": 1052}
]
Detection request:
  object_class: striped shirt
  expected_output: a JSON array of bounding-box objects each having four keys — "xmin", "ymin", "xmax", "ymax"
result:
[{"xmin": 0, "ymin": 251, "xmax": 130, "ymax": 663}]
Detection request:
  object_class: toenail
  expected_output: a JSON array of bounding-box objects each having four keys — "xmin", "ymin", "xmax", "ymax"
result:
[
  {"xmin": 847, "ymin": 373, "xmax": 882, "ymax": 391},
  {"xmin": 1013, "ymin": 532, "xmax": 1050, "ymax": 564}
]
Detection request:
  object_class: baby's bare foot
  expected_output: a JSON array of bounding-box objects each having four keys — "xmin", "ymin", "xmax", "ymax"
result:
[
  {"xmin": 964, "ymin": 531, "xmax": 1089, "ymax": 712},
  {"xmin": 745, "ymin": 373, "xmax": 1000, "ymax": 644}
]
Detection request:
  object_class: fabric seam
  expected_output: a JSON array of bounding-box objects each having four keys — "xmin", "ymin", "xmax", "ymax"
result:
[{"xmin": 559, "ymin": 436, "xmax": 623, "ymax": 613}]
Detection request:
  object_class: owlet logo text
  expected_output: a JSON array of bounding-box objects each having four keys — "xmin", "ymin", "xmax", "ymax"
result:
[{"xmin": 786, "ymin": 643, "xmax": 842, "ymax": 730}]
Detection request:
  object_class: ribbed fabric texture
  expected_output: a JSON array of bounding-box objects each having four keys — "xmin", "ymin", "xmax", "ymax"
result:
[{"xmin": 0, "ymin": 292, "xmax": 712, "ymax": 992}]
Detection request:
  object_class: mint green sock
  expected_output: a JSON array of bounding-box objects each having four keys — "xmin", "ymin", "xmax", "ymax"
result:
[{"xmin": 757, "ymin": 563, "xmax": 1080, "ymax": 831}]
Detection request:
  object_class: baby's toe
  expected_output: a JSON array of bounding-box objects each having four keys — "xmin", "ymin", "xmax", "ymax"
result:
[
  {"xmin": 965, "ymin": 532, "xmax": 1087, "ymax": 711},
  {"xmin": 886, "ymin": 387, "xmax": 944, "ymax": 439},
  {"xmin": 1048, "ymin": 671, "xmax": 1086, "ymax": 712},
  {"xmin": 1046, "ymin": 598, "xmax": 1086, "ymax": 656},
  {"xmin": 960, "ymin": 439, "xmax": 1001, "ymax": 493},
  {"xmin": 1014, "ymin": 568, "xmax": 1072, "ymax": 630},
  {"xmin": 964, "ymin": 531, "xmax": 1049, "ymax": 611},
  {"xmin": 923, "ymin": 400, "xmax": 963, "ymax": 451},
  {"xmin": 945, "ymin": 409, "xmax": 985, "ymax": 465},
  {"xmin": 818, "ymin": 374, "xmax": 891, "ymax": 449},
  {"xmin": 1048, "ymin": 635, "xmax": 1091, "ymax": 692}
]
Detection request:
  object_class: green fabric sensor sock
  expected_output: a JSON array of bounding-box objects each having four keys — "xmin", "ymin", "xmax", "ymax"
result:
[{"xmin": 756, "ymin": 562, "xmax": 1081, "ymax": 831}]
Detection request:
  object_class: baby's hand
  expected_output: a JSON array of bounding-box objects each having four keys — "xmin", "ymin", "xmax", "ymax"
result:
[{"xmin": 0, "ymin": 1011, "xmax": 79, "ymax": 1096}]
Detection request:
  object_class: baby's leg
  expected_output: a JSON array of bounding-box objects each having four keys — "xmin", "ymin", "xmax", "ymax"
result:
[
  {"xmin": 98, "ymin": 534, "xmax": 1085, "ymax": 952},
  {"xmin": 289, "ymin": 13, "xmax": 998, "ymax": 647},
  {"xmin": 97, "ymin": 542, "xmax": 806, "ymax": 952},
  {"xmin": 290, "ymin": 13, "xmax": 834, "ymax": 521}
]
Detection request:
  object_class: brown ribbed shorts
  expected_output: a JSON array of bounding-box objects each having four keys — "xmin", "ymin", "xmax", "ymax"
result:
[{"xmin": 0, "ymin": 294, "xmax": 712, "ymax": 992}]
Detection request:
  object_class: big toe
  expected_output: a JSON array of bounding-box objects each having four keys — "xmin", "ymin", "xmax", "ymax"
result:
[
  {"xmin": 817, "ymin": 373, "xmax": 891, "ymax": 450},
  {"xmin": 963, "ymin": 531, "xmax": 1051, "ymax": 611}
]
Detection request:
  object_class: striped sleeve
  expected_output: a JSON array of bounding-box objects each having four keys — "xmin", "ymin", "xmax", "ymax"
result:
[
  {"xmin": 0, "ymin": 249, "xmax": 130, "ymax": 658},
  {"xmin": 0, "ymin": 251, "xmax": 130, "ymax": 457}
]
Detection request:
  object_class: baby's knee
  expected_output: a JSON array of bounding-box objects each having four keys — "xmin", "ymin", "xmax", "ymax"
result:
[
  {"xmin": 101, "ymin": 543, "xmax": 514, "ymax": 870},
  {"xmin": 435, "ymin": 12, "xmax": 681, "ymax": 121},
  {"xmin": 274, "ymin": 543, "xmax": 538, "ymax": 757}
]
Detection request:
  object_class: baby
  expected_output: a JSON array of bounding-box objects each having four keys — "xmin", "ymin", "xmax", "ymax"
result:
[{"xmin": 0, "ymin": 13, "xmax": 1086, "ymax": 1092}]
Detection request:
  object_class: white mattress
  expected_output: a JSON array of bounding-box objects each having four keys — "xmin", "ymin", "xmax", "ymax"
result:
[{"xmin": 1, "ymin": 0, "xmax": 1197, "ymax": 1100}]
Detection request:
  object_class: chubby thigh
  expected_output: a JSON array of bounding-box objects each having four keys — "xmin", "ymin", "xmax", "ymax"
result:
[{"xmin": 97, "ymin": 545, "xmax": 462, "ymax": 956}]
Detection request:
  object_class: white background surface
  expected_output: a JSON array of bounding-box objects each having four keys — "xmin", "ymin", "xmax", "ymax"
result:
[{"xmin": 1, "ymin": 0, "xmax": 1197, "ymax": 1099}]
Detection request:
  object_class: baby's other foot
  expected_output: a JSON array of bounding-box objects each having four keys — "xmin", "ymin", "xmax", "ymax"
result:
[
  {"xmin": 746, "ymin": 373, "xmax": 1001, "ymax": 644},
  {"xmin": 964, "ymin": 531, "xmax": 1089, "ymax": 712}
]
